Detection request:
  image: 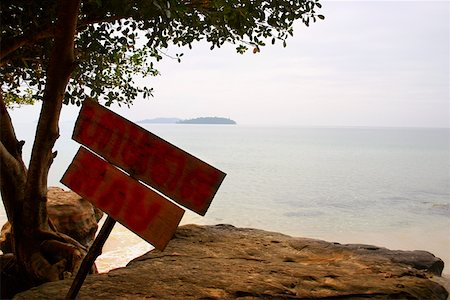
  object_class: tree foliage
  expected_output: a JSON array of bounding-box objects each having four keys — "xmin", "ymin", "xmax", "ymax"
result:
[
  {"xmin": 0, "ymin": 0, "xmax": 323, "ymax": 295},
  {"xmin": 1, "ymin": 0, "xmax": 323, "ymax": 107}
]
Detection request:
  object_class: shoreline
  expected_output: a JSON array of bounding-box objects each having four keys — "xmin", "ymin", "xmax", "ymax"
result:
[
  {"xmin": 93, "ymin": 214, "xmax": 450, "ymax": 276},
  {"xmin": 16, "ymin": 224, "xmax": 449, "ymax": 299},
  {"xmin": 2, "ymin": 209, "xmax": 449, "ymax": 276},
  {"xmin": 95, "ymin": 224, "xmax": 450, "ymax": 291}
]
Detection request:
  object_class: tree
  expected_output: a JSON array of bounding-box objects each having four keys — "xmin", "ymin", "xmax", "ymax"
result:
[{"xmin": 0, "ymin": 0, "xmax": 323, "ymax": 294}]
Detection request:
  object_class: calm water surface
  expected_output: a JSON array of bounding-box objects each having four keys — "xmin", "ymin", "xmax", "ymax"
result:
[{"xmin": 1, "ymin": 123, "xmax": 449, "ymax": 273}]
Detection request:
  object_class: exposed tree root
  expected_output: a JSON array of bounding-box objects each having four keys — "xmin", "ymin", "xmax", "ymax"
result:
[{"xmin": 1, "ymin": 229, "xmax": 88, "ymax": 298}]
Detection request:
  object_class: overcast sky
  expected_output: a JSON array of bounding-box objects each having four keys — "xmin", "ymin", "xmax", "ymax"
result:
[{"xmin": 10, "ymin": 0, "xmax": 450, "ymax": 127}]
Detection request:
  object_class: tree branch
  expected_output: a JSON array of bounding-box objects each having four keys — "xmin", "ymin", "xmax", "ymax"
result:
[
  {"xmin": 0, "ymin": 0, "xmax": 216, "ymax": 67},
  {"xmin": 0, "ymin": 92, "xmax": 28, "ymax": 225},
  {"xmin": 0, "ymin": 28, "xmax": 55, "ymax": 67},
  {"xmin": 24, "ymin": 0, "xmax": 81, "ymax": 231},
  {"xmin": 0, "ymin": 141, "xmax": 26, "ymax": 224},
  {"xmin": 0, "ymin": 93, "xmax": 26, "ymax": 163}
]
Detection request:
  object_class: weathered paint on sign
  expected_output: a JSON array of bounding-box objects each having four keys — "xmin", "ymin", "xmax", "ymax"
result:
[
  {"xmin": 72, "ymin": 98, "xmax": 226, "ymax": 216},
  {"xmin": 61, "ymin": 147, "xmax": 185, "ymax": 250}
]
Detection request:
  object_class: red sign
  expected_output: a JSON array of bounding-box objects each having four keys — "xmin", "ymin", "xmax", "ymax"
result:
[
  {"xmin": 61, "ymin": 147, "xmax": 185, "ymax": 250},
  {"xmin": 72, "ymin": 99, "xmax": 226, "ymax": 216}
]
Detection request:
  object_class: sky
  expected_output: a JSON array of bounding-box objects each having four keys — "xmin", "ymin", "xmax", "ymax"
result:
[{"xmin": 9, "ymin": 0, "xmax": 450, "ymax": 127}]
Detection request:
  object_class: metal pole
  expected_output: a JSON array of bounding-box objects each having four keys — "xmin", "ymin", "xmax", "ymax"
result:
[{"xmin": 65, "ymin": 216, "xmax": 116, "ymax": 299}]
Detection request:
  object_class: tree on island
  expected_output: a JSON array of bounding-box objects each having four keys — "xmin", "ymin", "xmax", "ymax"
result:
[{"xmin": 0, "ymin": 0, "xmax": 323, "ymax": 295}]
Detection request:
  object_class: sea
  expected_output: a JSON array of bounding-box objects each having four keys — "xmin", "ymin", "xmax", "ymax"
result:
[{"xmin": 1, "ymin": 122, "xmax": 449, "ymax": 275}]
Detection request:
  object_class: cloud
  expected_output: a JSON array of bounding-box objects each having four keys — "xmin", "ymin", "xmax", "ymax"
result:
[{"xmin": 10, "ymin": 1, "xmax": 450, "ymax": 128}]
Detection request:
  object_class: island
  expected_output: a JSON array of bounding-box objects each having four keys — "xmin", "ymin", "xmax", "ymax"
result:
[
  {"xmin": 177, "ymin": 117, "xmax": 236, "ymax": 125},
  {"xmin": 137, "ymin": 117, "xmax": 237, "ymax": 125},
  {"xmin": 137, "ymin": 118, "xmax": 182, "ymax": 124}
]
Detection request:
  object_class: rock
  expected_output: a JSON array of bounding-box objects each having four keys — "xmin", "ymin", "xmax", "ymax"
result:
[
  {"xmin": 15, "ymin": 224, "xmax": 448, "ymax": 300},
  {"xmin": 334, "ymin": 243, "xmax": 445, "ymax": 276},
  {"xmin": 0, "ymin": 221, "xmax": 12, "ymax": 253},
  {"xmin": 46, "ymin": 187, "xmax": 103, "ymax": 248},
  {"xmin": 0, "ymin": 187, "xmax": 103, "ymax": 252}
]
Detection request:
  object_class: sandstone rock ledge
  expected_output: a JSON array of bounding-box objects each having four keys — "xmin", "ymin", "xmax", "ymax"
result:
[{"xmin": 16, "ymin": 224, "xmax": 448, "ymax": 300}]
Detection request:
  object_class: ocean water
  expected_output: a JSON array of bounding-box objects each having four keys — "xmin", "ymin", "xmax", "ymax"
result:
[{"xmin": 1, "ymin": 123, "xmax": 449, "ymax": 274}]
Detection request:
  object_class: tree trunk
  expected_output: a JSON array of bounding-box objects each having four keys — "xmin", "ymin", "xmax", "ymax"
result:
[
  {"xmin": 0, "ymin": 93, "xmax": 27, "ymax": 227},
  {"xmin": 1, "ymin": 0, "xmax": 87, "ymax": 296}
]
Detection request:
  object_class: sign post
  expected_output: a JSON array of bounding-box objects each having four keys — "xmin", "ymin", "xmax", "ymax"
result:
[
  {"xmin": 65, "ymin": 216, "xmax": 116, "ymax": 299},
  {"xmin": 62, "ymin": 99, "xmax": 226, "ymax": 299}
]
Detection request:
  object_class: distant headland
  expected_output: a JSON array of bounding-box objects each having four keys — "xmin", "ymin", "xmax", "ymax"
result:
[
  {"xmin": 137, "ymin": 118, "xmax": 182, "ymax": 124},
  {"xmin": 137, "ymin": 117, "xmax": 236, "ymax": 125},
  {"xmin": 178, "ymin": 117, "xmax": 236, "ymax": 124}
]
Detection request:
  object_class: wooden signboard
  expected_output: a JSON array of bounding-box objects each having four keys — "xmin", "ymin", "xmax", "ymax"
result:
[
  {"xmin": 63, "ymin": 99, "xmax": 227, "ymax": 299},
  {"xmin": 72, "ymin": 99, "xmax": 226, "ymax": 216},
  {"xmin": 61, "ymin": 147, "xmax": 185, "ymax": 250}
]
